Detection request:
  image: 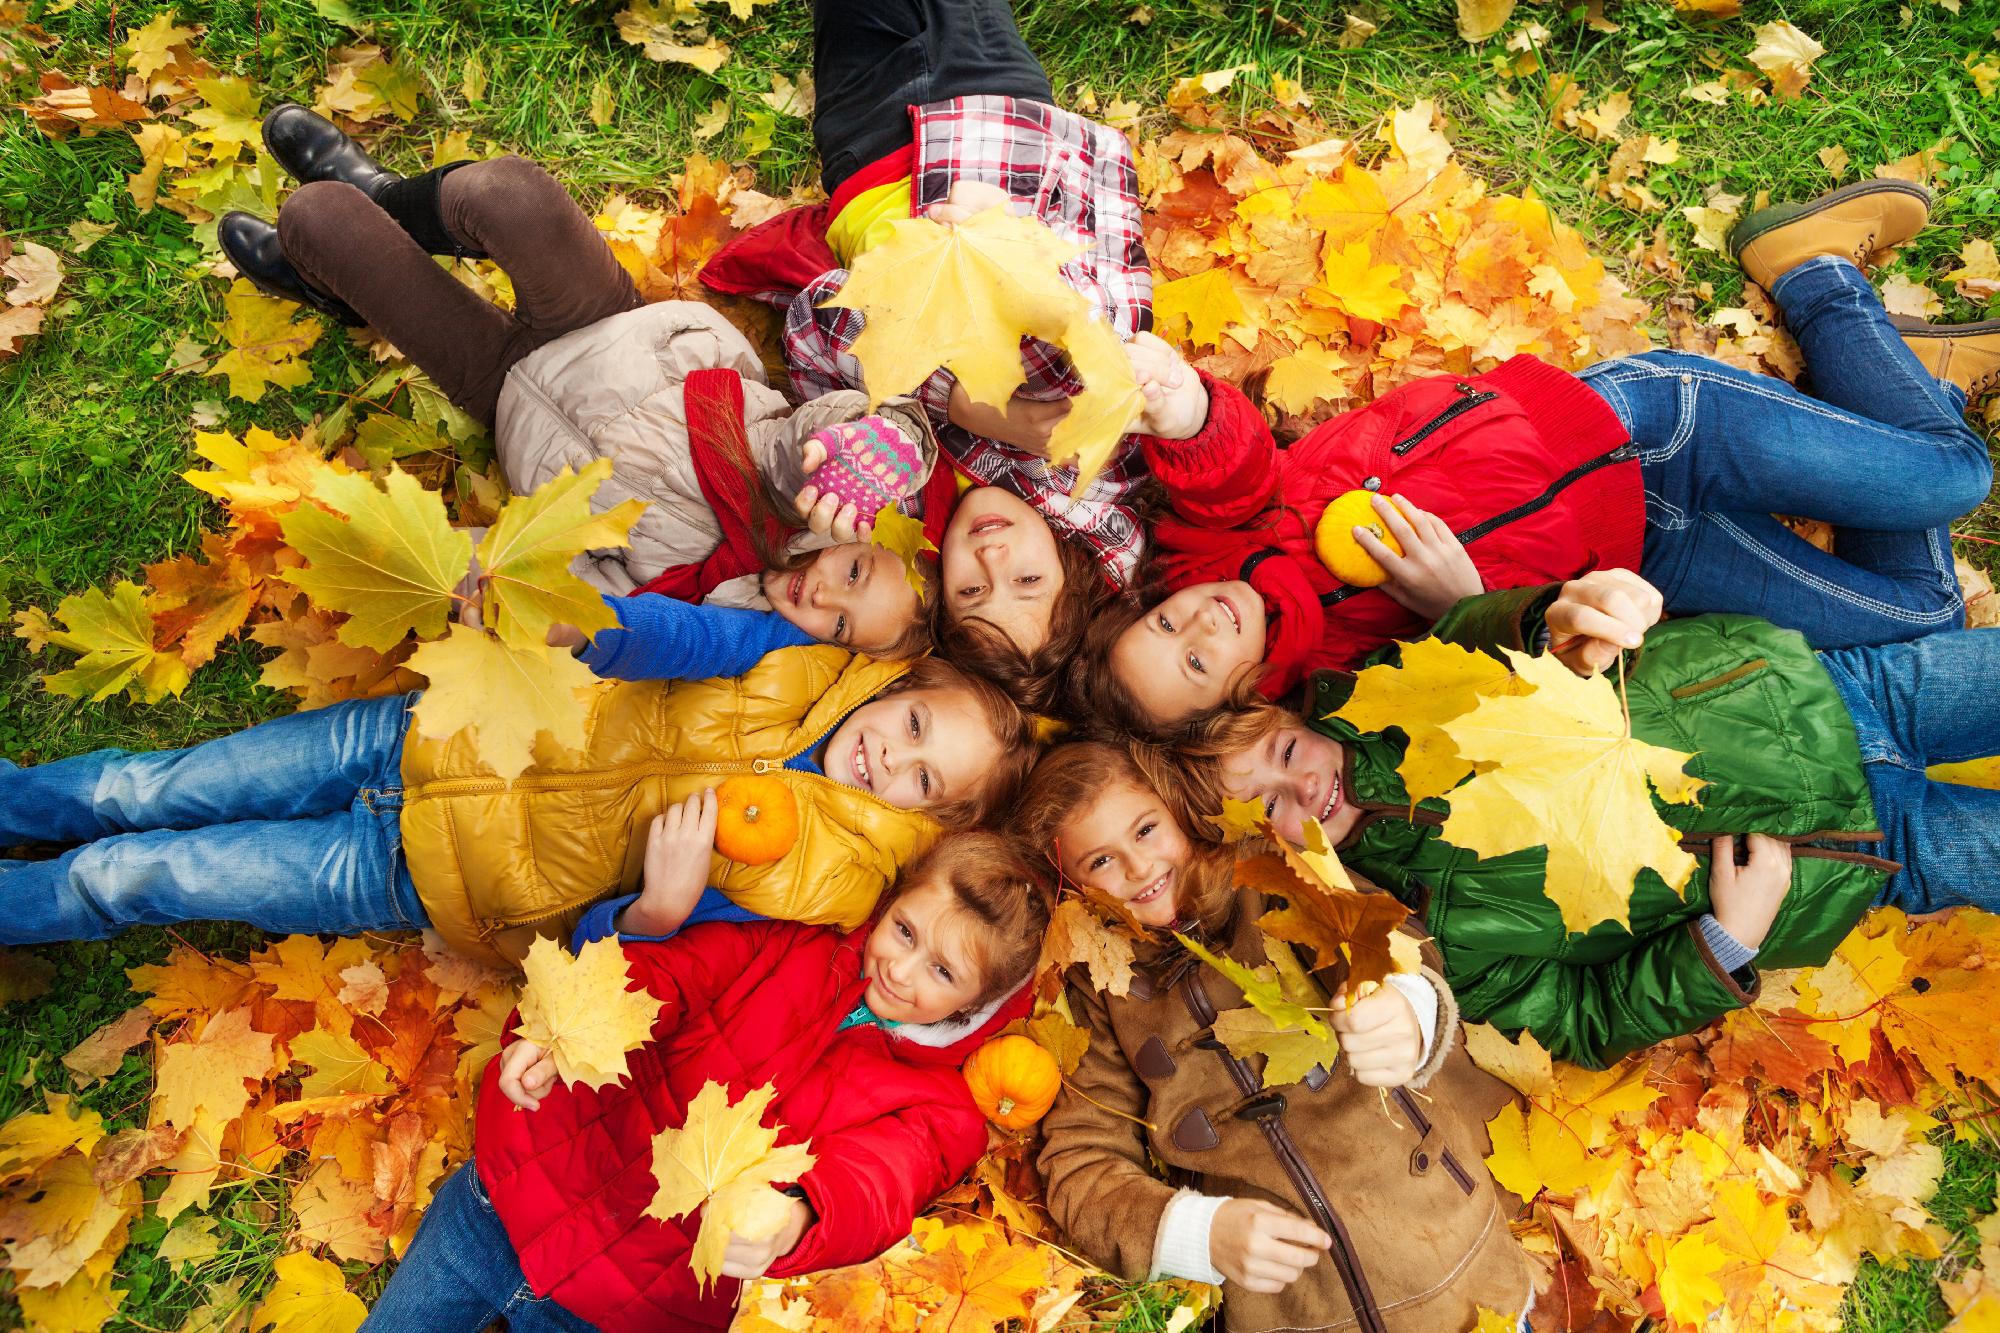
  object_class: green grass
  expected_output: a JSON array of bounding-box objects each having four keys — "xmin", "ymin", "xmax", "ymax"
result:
[{"xmin": 2, "ymin": 0, "xmax": 1998, "ymax": 1328}]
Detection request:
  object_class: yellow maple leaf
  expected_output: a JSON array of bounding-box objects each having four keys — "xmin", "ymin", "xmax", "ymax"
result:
[
  {"xmin": 17, "ymin": 1263, "xmax": 127, "ymax": 1332},
  {"xmin": 825, "ymin": 207, "xmax": 1086, "ymax": 409},
  {"xmin": 247, "ymin": 1251, "xmax": 368, "ymax": 1333},
  {"xmin": 0, "ymin": 1095, "xmax": 106, "ymax": 1185},
  {"xmin": 1205, "ymin": 796, "xmax": 1268, "ymax": 843},
  {"xmin": 904, "ymin": 1227, "xmax": 1056, "ymax": 1327},
  {"xmin": 1794, "ymin": 921, "xmax": 1908, "ymax": 1066},
  {"xmin": 185, "ymin": 76, "xmax": 263, "ymax": 157},
  {"xmin": 1316, "ymin": 238, "xmax": 1412, "ymax": 325},
  {"xmin": 646, "ymin": 1080, "xmax": 817, "ymax": 1293},
  {"xmin": 1152, "ymin": 268, "xmax": 1246, "ymax": 349},
  {"xmin": 1333, "ymin": 637, "xmax": 1530, "ymax": 806},
  {"xmin": 615, "ymin": 0, "xmax": 731, "ymax": 73},
  {"xmin": 1658, "ymin": 1231, "xmax": 1729, "ymax": 1327},
  {"xmin": 870, "ymin": 503, "xmax": 938, "ymax": 596},
  {"xmin": 206, "ymin": 278, "xmax": 323, "ymax": 402},
  {"xmin": 150, "ymin": 1006, "xmax": 275, "ymax": 1131},
  {"xmin": 1021, "ymin": 996, "xmax": 1090, "ymax": 1077},
  {"xmin": 1470, "ymin": 1308, "xmax": 1520, "ymax": 1333},
  {"xmin": 0, "ymin": 1152, "xmax": 139, "ymax": 1288},
  {"xmin": 122, "ymin": 11, "xmax": 197, "ymax": 80},
  {"xmin": 1438, "ymin": 648, "xmax": 1704, "ymax": 935},
  {"xmin": 1482, "ymin": 1100, "xmax": 1617, "ymax": 1200},
  {"xmin": 1211, "ymin": 1004, "xmax": 1343, "ymax": 1089},
  {"xmin": 1461, "ymin": 1022, "xmax": 1556, "ymax": 1097},
  {"xmin": 1041, "ymin": 312, "xmax": 1145, "ymax": 491},
  {"xmin": 1264, "ymin": 342, "xmax": 1352, "ymax": 415},
  {"xmin": 408, "ymin": 626, "xmax": 601, "ymax": 781},
  {"xmin": 279, "ymin": 463, "xmax": 474, "ymax": 652},
  {"xmin": 1176, "ymin": 933, "xmax": 1332, "ymax": 1040},
  {"xmin": 290, "ymin": 1026, "xmax": 393, "ymax": 1100},
  {"xmin": 514, "ymin": 935, "xmax": 666, "ymax": 1090},
  {"xmin": 1039, "ymin": 899, "xmax": 1137, "ymax": 997},
  {"xmin": 475, "ymin": 458, "xmax": 642, "ymax": 652},
  {"xmin": 153, "ymin": 1109, "xmax": 227, "ymax": 1224},
  {"xmin": 19, "ymin": 580, "xmax": 192, "ymax": 704},
  {"xmin": 1748, "ymin": 20, "xmax": 1825, "ymax": 99}
]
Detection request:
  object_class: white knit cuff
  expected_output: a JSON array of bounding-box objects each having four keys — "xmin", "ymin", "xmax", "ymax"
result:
[
  {"xmin": 1149, "ymin": 1189, "xmax": 1231, "ymax": 1285},
  {"xmin": 1384, "ymin": 971, "xmax": 1440, "ymax": 1073}
]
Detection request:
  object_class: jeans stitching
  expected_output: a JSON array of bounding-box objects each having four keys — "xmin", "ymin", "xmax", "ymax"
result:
[{"xmin": 1707, "ymin": 514, "xmax": 1963, "ymax": 625}]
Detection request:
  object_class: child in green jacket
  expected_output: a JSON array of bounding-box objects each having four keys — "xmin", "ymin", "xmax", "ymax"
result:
[{"xmin": 1172, "ymin": 569, "xmax": 2000, "ymax": 1067}]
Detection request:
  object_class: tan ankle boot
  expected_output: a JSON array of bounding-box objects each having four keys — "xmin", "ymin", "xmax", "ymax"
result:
[
  {"xmin": 1729, "ymin": 181, "xmax": 1931, "ymax": 289},
  {"xmin": 1893, "ymin": 316, "xmax": 2000, "ymax": 401}
]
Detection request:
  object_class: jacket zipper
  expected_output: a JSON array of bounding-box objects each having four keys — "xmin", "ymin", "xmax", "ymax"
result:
[
  {"xmin": 1179, "ymin": 972, "xmax": 1388, "ymax": 1333},
  {"xmin": 1322, "ymin": 440, "xmax": 1637, "ymax": 606},
  {"xmin": 1390, "ymin": 383, "xmax": 1496, "ymax": 456}
]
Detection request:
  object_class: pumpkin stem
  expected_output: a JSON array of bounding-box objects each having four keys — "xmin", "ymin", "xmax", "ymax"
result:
[
  {"xmin": 996, "ymin": 1096, "xmax": 1016, "ymax": 1116},
  {"xmin": 745, "ymin": 805, "xmax": 760, "ymax": 821}
]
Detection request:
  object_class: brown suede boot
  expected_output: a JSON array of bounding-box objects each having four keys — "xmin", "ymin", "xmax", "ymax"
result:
[
  {"xmin": 1728, "ymin": 181, "xmax": 1932, "ymax": 289},
  {"xmin": 1892, "ymin": 315, "xmax": 2000, "ymax": 401}
]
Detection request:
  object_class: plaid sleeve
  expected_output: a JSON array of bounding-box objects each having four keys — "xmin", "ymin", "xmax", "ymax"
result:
[
  {"xmin": 1083, "ymin": 122, "xmax": 1152, "ymax": 339},
  {"xmin": 783, "ymin": 268, "xmax": 868, "ymax": 401}
]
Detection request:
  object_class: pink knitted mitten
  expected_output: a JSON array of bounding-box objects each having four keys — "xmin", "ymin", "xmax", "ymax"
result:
[{"xmin": 803, "ymin": 417, "xmax": 923, "ymax": 516}]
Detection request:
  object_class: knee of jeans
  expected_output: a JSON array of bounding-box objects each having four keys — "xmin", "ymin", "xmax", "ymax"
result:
[
  {"xmin": 278, "ymin": 180, "xmax": 378, "ymax": 255},
  {"xmin": 442, "ymin": 156, "xmax": 563, "ymax": 229}
]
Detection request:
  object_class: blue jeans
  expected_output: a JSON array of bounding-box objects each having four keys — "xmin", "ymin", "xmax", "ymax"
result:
[
  {"xmin": 1819, "ymin": 629, "xmax": 2000, "ymax": 916},
  {"xmin": 1579, "ymin": 256, "xmax": 1991, "ymax": 649},
  {"xmin": 365, "ymin": 1163, "xmax": 598, "ymax": 1332},
  {"xmin": 0, "ymin": 695, "xmax": 427, "ymax": 944}
]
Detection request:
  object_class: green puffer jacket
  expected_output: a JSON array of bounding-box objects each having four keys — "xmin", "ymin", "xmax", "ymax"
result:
[{"xmin": 1307, "ymin": 584, "xmax": 1898, "ymax": 1069}]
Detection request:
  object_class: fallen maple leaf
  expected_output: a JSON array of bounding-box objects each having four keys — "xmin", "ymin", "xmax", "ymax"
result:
[
  {"xmin": 152, "ymin": 1006, "xmax": 276, "ymax": 1131},
  {"xmin": 871, "ymin": 504, "xmax": 938, "ymax": 596},
  {"xmin": 247, "ymin": 1251, "xmax": 367, "ymax": 1333},
  {"xmin": 1151, "ymin": 267, "xmax": 1246, "ymax": 349},
  {"xmin": 0, "ymin": 1096, "xmax": 106, "ymax": 1185},
  {"xmin": 904, "ymin": 1230, "xmax": 1054, "ymax": 1333},
  {"xmin": 121, "ymin": 11, "xmax": 198, "ymax": 81},
  {"xmin": 825, "ymin": 207, "xmax": 1086, "ymax": 410},
  {"xmin": 2, "ymin": 240, "xmax": 62, "ymax": 305},
  {"xmin": 59, "ymin": 1005, "xmax": 154, "ymax": 1088},
  {"xmin": 17, "ymin": 580, "xmax": 192, "ymax": 704},
  {"xmin": 1039, "ymin": 899, "xmax": 1137, "ymax": 998},
  {"xmin": 474, "ymin": 457, "xmax": 642, "ymax": 653},
  {"xmin": 616, "ymin": 0, "xmax": 731, "ymax": 73},
  {"xmin": 407, "ymin": 625, "xmax": 601, "ymax": 780},
  {"xmin": 514, "ymin": 936, "xmax": 665, "ymax": 1090},
  {"xmin": 645, "ymin": 1080, "xmax": 817, "ymax": 1293},
  {"xmin": 1748, "ymin": 20, "xmax": 1826, "ymax": 99},
  {"xmin": 1332, "ymin": 636, "xmax": 1529, "ymax": 805},
  {"xmin": 205, "ymin": 279, "xmax": 324, "ymax": 402},
  {"xmin": 278, "ymin": 463, "xmax": 473, "ymax": 652},
  {"xmin": 1438, "ymin": 648, "xmax": 1704, "ymax": 935}
]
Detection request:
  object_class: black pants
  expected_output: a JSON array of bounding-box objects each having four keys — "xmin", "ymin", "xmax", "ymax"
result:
[{"xmin": 811, "ymin": 0, "xmax": 1054, "ymax": 194}]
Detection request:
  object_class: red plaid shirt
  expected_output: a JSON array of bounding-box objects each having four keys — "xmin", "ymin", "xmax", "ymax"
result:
[{"xmin": 785, "ymin": 95, "xmax": 1153, "ymax": 585}]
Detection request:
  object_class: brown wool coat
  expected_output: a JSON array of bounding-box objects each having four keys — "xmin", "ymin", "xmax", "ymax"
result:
[{"xmin": 1039, "ymin": 886, "xmax": 1531, "ymax": 1333}]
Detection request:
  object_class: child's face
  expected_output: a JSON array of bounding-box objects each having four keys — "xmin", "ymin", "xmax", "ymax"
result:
[
  {"xmin": 763, "ymin": 543, "xmax": 921, "ymax": 654},
  {"xmin": 1056, "ymin": 780, "xmax": 1191, "ymax": 929},
  {"xmin": 1109, "ymin": 581, "xmax": 1266, "ymax": 726},
  {"xmin": 818, "ymin": 685, "xmax": 1003, "ymax": 812},
  {"xmin": 1218, "ymin": 722, "xmax": 1361, "ymax": 847},
  {"xmin": 941, "ymin": 487, "xmax": 1065, "ymax": 655},
  {"xmin": 861, "ymin": 877, "xmax": 986, "ymax": 1025}
]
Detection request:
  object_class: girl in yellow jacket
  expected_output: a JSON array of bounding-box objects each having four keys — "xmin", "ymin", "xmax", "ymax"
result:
[{"xmin": 1, "ymin": 595, "xmax": 1040, "ymax": 967}]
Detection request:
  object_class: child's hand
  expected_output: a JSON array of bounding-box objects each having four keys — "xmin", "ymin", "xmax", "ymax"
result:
[
  {"xmin": 1707, "ymin": 833, "xmax": 1793, "ymax": 953},
  {"xmin": 1358, "ymin": 495, "xmax": 1483, "ymax": 621},
  {"xmin": 793, "ymin": 485, "xmax": 869, "ymax": 543},
  {"xmin": 1546, "ymin": 569, "xmax": 1662, "ymax": 677},
  {"xmin": 1209, "ymin": 1198, "xmax": 1331, "ymax": 1294},
  {"xmin": 1126, "ymin": 331, "xmax": 1209, "ymax": 440},
  {"xmin": 623, "ymin": 790, "xmax": 718, "ymax": 938},
  {"xmin": 498, "ymin": 1038, "xmax": 558, "ymax": 1111},
  {"xmin": 455, "ymin": 566, "xmax": 585, "ymax": 649},
  {"xmin": 924, "ymin": 180, "xmax": 1016, "ymax": 225},
  {"xmin": 719, "ymin": 1194, "xmax": 814, "ymax": 1279},
  {"xmin": 944, "ymin": 382, "xmax": 1072, "ymax": 456},
  {"xmin": 1330, "ymin": 982, "xmax": 1425, "ymax": 1087}
]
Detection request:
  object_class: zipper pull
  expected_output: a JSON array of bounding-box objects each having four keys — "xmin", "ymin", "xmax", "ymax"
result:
[
  {"xmin": 1455, "ymin": 381, "xmax": 1476, "ymax": 396},
  {"xmin": 751, "ymin": 759, "xmax": 774, "ymax": 774}
]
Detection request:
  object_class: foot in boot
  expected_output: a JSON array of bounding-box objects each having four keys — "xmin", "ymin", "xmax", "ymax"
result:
[
  {"xmin": 1893, "ymin": 315, "xmax": 2000, "ymax": 402},
  {"xmin": 263, "ymin": 102, "xmax": 399, "ymax": 198},
  {"xmin": 1728, "ymin": 180, "xmax": 1931, "ymax": 290},
  {"xmin": 218, "ymin": 212, "xmax": 362, "ymax": 326}
]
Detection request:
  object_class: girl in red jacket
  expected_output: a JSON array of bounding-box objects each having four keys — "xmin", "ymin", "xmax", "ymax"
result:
[
  {"xmin": 1070, "ymin": 183, "xmax": 1995, "ymax": 737},
  {"xmin": 362, "ymin": 827, "xmax": 1050, "ymax": 1333}
]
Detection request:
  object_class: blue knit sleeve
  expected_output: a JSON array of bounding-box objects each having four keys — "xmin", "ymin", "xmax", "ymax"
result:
[
  {"xmin": 576, "ymin": 594, "xmax": 815, "ymax": 681},
  {"xmin": 1696, "ymin": 913, "xmax": 1759, "ymax": 976},
  {"xmin": 569, "ymin": 887, "xmax": 770, "ymax": 949}
]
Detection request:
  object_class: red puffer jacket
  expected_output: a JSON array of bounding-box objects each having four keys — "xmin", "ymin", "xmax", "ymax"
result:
[
  {"xmin": 475, "ymin": 918, "xmax": 1026, "ymax": 1331},
  {"xmin": 1139, "ymin": 356, "xmax": 1641, "ymax": 691}
]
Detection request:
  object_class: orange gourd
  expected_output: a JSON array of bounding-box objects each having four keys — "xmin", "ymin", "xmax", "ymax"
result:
[
  {"xmin": 963, "ymin": 1035, "xmax": 1061, "ymax": 1131},
  {"xmin": 1313, "ymin": 488, "xmax": 1405, "ymax": 587},
  {"xmin": 713, "ymin": 775, "xmax": 800, "ymax": 866}
]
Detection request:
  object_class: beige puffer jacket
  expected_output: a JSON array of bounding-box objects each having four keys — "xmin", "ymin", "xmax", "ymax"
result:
[{"xmin": 494, "ymin": 300, "xmax": 937, "ymax": 599}]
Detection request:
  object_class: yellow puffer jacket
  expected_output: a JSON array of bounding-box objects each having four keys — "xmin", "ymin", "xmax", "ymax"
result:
[{"xmin": 399, "ymin": 646, "xmax": 937, "ymax": 967}]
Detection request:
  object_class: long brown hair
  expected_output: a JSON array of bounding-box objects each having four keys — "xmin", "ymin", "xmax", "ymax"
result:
[
  {"xmin": 1062, "ymin": 592, "xmax": 1271, "ymax": 744},
  {"xmin": 1010, "ymin": 741, "xmax": 1239, "ymax": 938},
  {"xmin": 936, "ymin": 531, "xmax": 1107, "ymax": 716},
  {"xmin": 882, "ymin": 830, "xmax": 1053, "ymax": 1009},
  {"xmin": 686, "ymin": 375, "xmax": 936, "ymax": 660},
  {"xmin": 880, "ymin": 657, "xmax": 1043, "ymax": 827},
  {"xmin": 1156, "ymin": 700, "xmax": 1295, "ymax": 836}
]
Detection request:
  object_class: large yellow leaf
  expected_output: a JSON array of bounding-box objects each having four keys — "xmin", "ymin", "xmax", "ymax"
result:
[
  {"xmin": 1041, "ymin": 312, "xmax": 1145, "ymax": 491},
  {"xmin": 474, "ymin": 458, "xmax": 643, "ymax": 653},
  {"xmin": 122, "ymin": 11, "xmax": 198, "ymax": 80},
  {"xmin": 247, "ymin": 1252, "xmax": 367, "ymax": 1333},
  {"xmin": 514, "ymin": 936, "xmax": 665, "ymax": 1091},
  {"xmin": 205, "ymin": 279, "xmax": 323, "ymax": 403},
  {"xmin": 1316, "ymin": 238, "xmax": 1412, "ymax": 325},
  {"xmin": 1482, "ymin": 1100, "xmax": 1617, "ymax": 1200},
  {"xmin": 824, "ymin": 208, "xmax": 1087, "ymax": 409},
  {"xmin": 1038, "ymin": 899, "xmax": 1136, "ymax": 998},
  {"xmin": 151, "ymin": 1007, "xmax": 275, "ymax": 1131},
  {"xmin": 407, "ymin": 626, "xmax": 600, "ymax": 781},
  {"xmin": 1175, "ymin": 934, "xmax": 1331, "ymax": 1040},
  {"xmin": 1438, "ymin": 649, "xmax": 1703, "ymax": 935},
  {"xmin": 645, "ymin": 1080, "xmax": 817, "ymax": 1293},
  {"xmin": 1331, "ymin": 637, "xmax": 1529, "ymax": 805},
  {"xmin": 18, "ymin": 581, "xmax": 191, "ymax": 704},
  {"xmin": 289, "ymin": 1027, "xmax": 392, "ymax": 1100},
  {"xmin": 279, "ymin": 464, "xmax": 473, "ymax": 652},
  {"xmin": 870, "ymin": 504, "xmax": 939, "ymax": 596},
  {"xmin": 1152, "ymin": 268, "xmax": 1246, "ymax": 349},
  {"xmin": 0, "ymin": 1096, "xmax": 106, "ymax": 1185},
  {"xmin": 1211, "ymin": 1005, "xmax": 1343, "ymax": 1089}
]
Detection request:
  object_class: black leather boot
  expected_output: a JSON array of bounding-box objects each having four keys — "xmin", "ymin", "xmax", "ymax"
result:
[
  {"xmin": 217, "ymin": 212, "xmax": 362, "ymax": 326},
  {"xmin": 262, "ymin": 103, "xmax": 487, "ymax": 259}
]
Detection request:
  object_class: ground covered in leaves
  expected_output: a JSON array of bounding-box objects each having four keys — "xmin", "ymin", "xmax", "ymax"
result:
[{"xmin": 2, "ymin": 1, "xmax": 1998, "ymax": 1331}]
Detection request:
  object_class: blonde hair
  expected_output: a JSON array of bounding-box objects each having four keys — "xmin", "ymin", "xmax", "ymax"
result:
[
  {"xmin": 1011, "ymin": 741, "xmax": 1239, "ymax": 937},
  {"xmin": 884, "ymin": 830, "xmax": 1053, "ymax": 1008}
]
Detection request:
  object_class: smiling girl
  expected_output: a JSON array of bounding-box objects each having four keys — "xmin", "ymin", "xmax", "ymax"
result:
[
  {"xmin": 363, "ymin": 830, "xmax": 1052, "ymax": 1332},
  {"xmin": 1011, "ymin": 743, "xmax": 1535, "ymax": 1331}
]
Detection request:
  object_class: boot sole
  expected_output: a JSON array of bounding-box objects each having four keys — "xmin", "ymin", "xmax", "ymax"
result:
[
  {"xmin": 1726, "ymin": 179, "xmax": 1932, "ymax": 261},
  {"xmin": 1890, "ymin": 314, "xmax": 2000, "ymax": 339}
]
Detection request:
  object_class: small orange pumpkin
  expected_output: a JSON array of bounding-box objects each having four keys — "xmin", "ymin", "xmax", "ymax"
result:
[
  {"xmin": 713, "ymin": 775, "xmax": 800, "ymax": 866},
  {"xmin": 963, "ymin": 1035, "xmax": 1062, "ymax": 1131}
]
